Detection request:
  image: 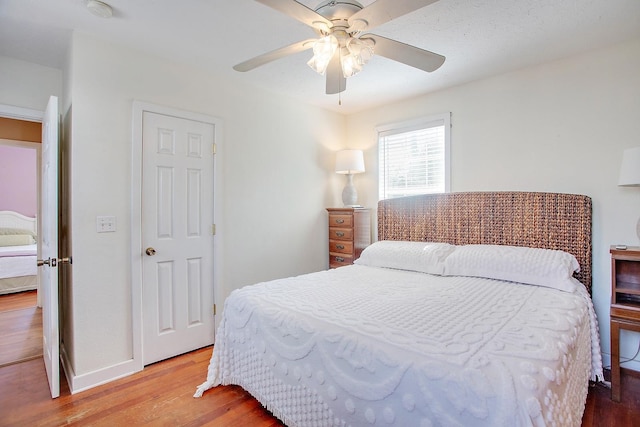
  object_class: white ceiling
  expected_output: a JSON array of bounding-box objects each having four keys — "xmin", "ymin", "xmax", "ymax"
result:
[{"xmin": 1, "ymin": 0, "xmax": 639, "ymax": 114}]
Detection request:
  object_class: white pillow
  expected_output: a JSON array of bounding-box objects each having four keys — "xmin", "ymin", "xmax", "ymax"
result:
[
  {"xmin": 443, "ymin": 244, "xmax": 580, "ymax": 292},
  {"xmin": 0, "ymin": 234, "xmax": 35, "ymax": 247},
  {"xmin": 355, "ymin": 240, "xmax": 456, "ymax": 275}
]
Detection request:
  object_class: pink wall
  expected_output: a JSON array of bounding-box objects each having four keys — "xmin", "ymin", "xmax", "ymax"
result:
[{"xmin": 0, "ymin": 145, "xmax": 37, "ymax": 217}]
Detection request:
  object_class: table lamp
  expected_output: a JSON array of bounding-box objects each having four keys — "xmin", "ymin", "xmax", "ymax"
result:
[{"xmin": 335, "ymin": 149, "xmax": 365, "ymax": 207}]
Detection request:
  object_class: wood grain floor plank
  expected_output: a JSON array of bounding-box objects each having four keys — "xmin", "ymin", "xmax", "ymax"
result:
[
  {"xmin": 0, "ymin": 290, "xmax": 37, "ymax": 312},
  {"xmin": 0, "ymin": 347, "xmax": 285, "ymax": 427},
  {"xmin": 0, "ymin": 305, "xmax": 42, "ymax": 367}
]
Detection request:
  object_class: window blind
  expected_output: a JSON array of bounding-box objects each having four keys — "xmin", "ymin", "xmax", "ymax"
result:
[{"xmin": 378, "ymin": 115, "xmax": 449, "ymax": 200}]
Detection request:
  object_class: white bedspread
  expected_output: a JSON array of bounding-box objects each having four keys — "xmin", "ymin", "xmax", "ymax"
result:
[
  {"xmin": 196, "ymin": 265, "xmax": 603, "ymax": 427},
  {"xmin": 0, "ymin": 243, "xmax": 36, "ymax": 258},
  {"xmin": 0, "ymin": 244, "xmax": 37, "ymax": 279}
]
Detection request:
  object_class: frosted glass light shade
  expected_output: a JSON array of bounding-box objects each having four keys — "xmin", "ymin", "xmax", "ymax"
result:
[
  {"xmin": 340, "ymin": 49, "xmax": 363, "ymax": 78},
  {"xmin": 619, "ymin": 147, "xmax": 640, "ymax": 186},
  {"xmin": 307, "ymin": 35, "xmax": 338, "ymax": 75},
  {"xmin": 347, "ymin": 38, "xmax": 374, "ymax": 65},
  {"xmin": 335, "ymin": 150, "xmax": 365, "ymax": 174}
]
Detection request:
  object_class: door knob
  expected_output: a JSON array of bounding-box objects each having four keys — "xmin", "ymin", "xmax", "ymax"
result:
[
  {"xmin": 37, "ymin": 257, "xmax": 72, "ymax": 267},
  {"xmin": 145, "ymin": 247, "xmax": 156, "ymax": 256}
]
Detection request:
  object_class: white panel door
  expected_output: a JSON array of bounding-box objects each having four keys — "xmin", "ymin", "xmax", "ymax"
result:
[
  {"xmin": 39, "ymin": 95, "xmax": 60, "ymax": 398},
  {"xmin": 142, "ymin": 112, "xmax": 215, "ymax": 365}
]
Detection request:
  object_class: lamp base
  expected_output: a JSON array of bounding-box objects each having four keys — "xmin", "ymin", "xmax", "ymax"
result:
[{"xmin": 342, "ymin": 174, "xmax": 358, "ymax": 207}]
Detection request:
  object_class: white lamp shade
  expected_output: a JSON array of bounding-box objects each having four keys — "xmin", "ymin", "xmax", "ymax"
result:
[
  {"xmin": 619, "ymin": 146, "xmax": 640, "ymax": 186},
  {"xmin": 335, "ymin": 150, "xmax": 365, "ymax": 174}
]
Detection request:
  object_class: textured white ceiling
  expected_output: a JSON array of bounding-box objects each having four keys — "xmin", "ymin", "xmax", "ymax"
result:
[{"xmin": 1, "ymin": 0, "xmax": 639, "ymax": 114}]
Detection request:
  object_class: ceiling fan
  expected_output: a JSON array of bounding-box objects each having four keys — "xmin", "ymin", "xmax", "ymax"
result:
[{"xmin": 234, "ymin": 0, "xmax": 446, "ymax": 95}]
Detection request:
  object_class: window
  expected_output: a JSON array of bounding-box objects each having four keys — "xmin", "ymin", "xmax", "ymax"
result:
[{"xmin": 377, "ymin": 113, "xmax": 451, "ymax": 200}]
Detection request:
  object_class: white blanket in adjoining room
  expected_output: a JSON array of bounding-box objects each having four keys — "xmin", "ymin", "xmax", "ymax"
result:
[{"xmin": 0, "ymin": 244, "xmax": 37, "ymax": 279}]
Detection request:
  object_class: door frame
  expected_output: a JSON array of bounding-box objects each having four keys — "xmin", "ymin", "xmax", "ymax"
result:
[
  {"xmin": 131, "ymin": 101, "xmax": 223, "ymax": 371},
  {"xmin": 0, "ymin": 105, "xmax": 44, "ymax": 304},
  {"xmin": 0, "ymin": 104, "xmax": 43, "ymax": 122},
  {"xmin": 0, "ymin": 138, "xmax": 42, "ymax": 290}
]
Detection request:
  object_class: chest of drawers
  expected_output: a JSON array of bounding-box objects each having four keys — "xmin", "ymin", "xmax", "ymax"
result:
[{"xmin": 326, "ymin": 208, "xmax": 371, "ymax": 268}]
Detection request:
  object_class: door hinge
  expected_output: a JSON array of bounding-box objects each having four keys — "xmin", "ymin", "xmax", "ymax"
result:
[
  {"xmin": 213, "ymin": 304, "xmax": 217, "ymax": 316},
  {"xmin": 211, "ymin": 224, "xmax": 216, "ymax": 235},
  {"xmin": 212, "ymin": 143, "xmax": 217, "ymax": 155}
]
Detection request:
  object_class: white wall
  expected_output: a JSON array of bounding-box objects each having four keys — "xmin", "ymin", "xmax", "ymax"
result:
[
  {"xmin": 63, "ymin": 32, "xmax": 345, "ymax": 385},
  {"xmin": 0, "ymin": 56, "xmax": 62, "ymax": 110},
  {"xmin": 346, "ymin": 37, "xmax": 640, "ymax": 371}
]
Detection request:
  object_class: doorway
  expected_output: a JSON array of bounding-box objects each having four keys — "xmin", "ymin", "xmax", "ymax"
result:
[
  {"xmin": 0, "ymin": 120, "xmax": 42, "ymax": 367},
  {"xmin": 131, "ymin": 102, "xmax": 222, "ymax": 370}
]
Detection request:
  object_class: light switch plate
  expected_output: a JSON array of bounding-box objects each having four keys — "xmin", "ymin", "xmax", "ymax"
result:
[{"xmin": 97, "ymin": 216, "xmax": 116, "ymax": 233}]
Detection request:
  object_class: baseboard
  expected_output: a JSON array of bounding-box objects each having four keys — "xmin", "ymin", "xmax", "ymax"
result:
[
  {"xmin": 622, "ymin": 366, "xmax": 640, "ymax": 379},
  {"xmin": 60, "ymin": 345, "xmax": 142, "ymax": 394},
  {"xmin": 60, "ymin": 345, "xmax": 74, "ymax": 391},
  {"xmin": 602, "ymin": 352, "xmax": 640, "ymax": 375}
]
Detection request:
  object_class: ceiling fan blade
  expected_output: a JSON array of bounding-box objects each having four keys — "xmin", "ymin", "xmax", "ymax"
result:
[
  {"xmin": 348, "ymin": 0, "xmax": 439, "ymax": 32},
  {"xmin": 364, "ymin": 34, "xmax": 445, "ymax": 72},
  {"xmin": 326, "ymin": 52, "xmax": 346, "ymax": 95},
  {"xmin": 255, "ymin": 0, "xmax": 332, "ymax": 31},
  {"xmin": 233, "ymin": 39, "xmax": 316, "ymax": 72}
]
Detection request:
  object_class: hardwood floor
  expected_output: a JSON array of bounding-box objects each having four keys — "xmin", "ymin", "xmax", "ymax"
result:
[
  {"xmin": 583, "ymin": 371, "xmax": 640, "ymax": 427},
  {"xmin": 0, "ymin": 346, "xmax": 284, "ymax": 427},
  {"xmin": 0, "ymin": 290, "xmax": 42, "ymax": 367},
  {"xmin": 0, "ymin": 344, "xmax": 638, "ymax": 426},
  {"xmin": 0, "ymin": 290, "xmax": 37, "ymax": 311}
]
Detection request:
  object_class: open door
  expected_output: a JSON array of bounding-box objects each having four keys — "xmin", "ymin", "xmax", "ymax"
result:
[{"xmin": 38, "ymin": 95, "xmax": 60, "ymax": 398}]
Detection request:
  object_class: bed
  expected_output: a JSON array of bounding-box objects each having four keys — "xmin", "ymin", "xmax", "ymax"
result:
[
  {"xmin": 195, "ymin": 192, "xmax": 604, "ymax": 426},
  {"xmin": 0, "ymin": 210, "xmax": 38, "ymax": 295}
]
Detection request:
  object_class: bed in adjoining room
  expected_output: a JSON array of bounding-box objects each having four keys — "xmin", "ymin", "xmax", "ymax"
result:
[
  {"xmin": 195, "ymin": 192, "xmax": 604, "ymax": 427},
  {"xmin": 0, "ymin": 211, "xmax": 38, "ymax": 295}
]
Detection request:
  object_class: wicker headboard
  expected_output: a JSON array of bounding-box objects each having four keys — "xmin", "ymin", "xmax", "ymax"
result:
[{"xmin": 378, "ymin": 192, "xmax": 592, "ymax": 290}]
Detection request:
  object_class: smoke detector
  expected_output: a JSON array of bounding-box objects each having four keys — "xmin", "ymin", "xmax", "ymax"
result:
[{"xmin": 86, "ymin": 0, "xmax": 113, "ymax": 18}]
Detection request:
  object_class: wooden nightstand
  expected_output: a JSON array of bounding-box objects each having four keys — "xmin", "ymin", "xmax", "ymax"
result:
[
  {"xmin": 610, "ymin": 246, "xmax": 640, "ymax": 402},
  {"xmin": 326, "ymin": 208, "xmax": 371, "ymax": 268}
]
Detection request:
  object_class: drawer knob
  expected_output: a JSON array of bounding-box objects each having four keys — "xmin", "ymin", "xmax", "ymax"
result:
[
  {"xmin": 336, "ymin": 245, "xmax": 345, "ymax": 250},
  {"xmin": 336, "ymin": 232, "xmax": 345, "ymax": 237},
  {"xmin": 336, "ymin": 256, "xmax": 345, "ymax": 262},
  {"xmin": 335, "ymin": 218, "xmax": 345, "ymax": 224}
]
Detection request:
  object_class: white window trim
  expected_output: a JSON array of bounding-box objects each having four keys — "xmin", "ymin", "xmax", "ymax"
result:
[{"xmin": 376, "ymin": 113, "xmax": 451, "ymax": 200}]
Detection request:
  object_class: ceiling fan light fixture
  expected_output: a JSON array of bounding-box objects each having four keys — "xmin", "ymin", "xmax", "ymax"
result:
[
  {"xmin": 307, "ymin": 55, "xmax": 331, "ymax": 75},
  {"xmin": 340, "ymin": 48, "xmax": 362, "ymax": 78},
  {"xmin": 313, "ymin": 35, "xmax": 339, "ymax": 59},
  {"xmin": 347, "ymin": 38, "xmax": 374, "ymax": 65},
  {"xmin": 236, "ymin": 0, "xmax": 446, "ymax": 96},
  {"xmin": 307, "ymin": 35, "xmax": 339, "ymax": 75}
]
